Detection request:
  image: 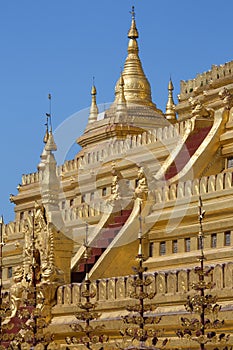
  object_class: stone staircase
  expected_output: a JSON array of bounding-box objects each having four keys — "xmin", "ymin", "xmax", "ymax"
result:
[
  {"xmin": 71, "ymin": 209, "xmax": 132, "ymax": 282},
  {"xmin": 165, "ymin": 126, "xmax": 211, "ymax": 180}
]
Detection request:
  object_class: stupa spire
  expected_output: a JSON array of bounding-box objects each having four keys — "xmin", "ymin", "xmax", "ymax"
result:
[
  {"xmin": 38, "ymin": 95, "xmax": 57, "ymax": 171},
  {"xmin": 115, "ymin": 73, "xmax": 127, "ymax": 122},
  {"xmin": 38, "ymin": 129, "xmax": 59, "ymax": 213},
  {"xmin": 87, "ymin": 81, "xmax": 99, "ymax": 124},
  {"xmin": 165, "ymin": 78, "xmax": 176, "ymax": 122},
  {"xmin": 114, "ymin": 6, "xmax": 159, "ymax": 111}
]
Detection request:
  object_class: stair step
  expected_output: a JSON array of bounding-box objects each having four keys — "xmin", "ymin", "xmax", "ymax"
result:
[
  {"xmin": 108, "ymin": 222, "xmax": 123, "ymax": 229},
  {"xmin": 121, "ymin": 209, "xmax": 132, "ymax": 216},
  {"xmin": 90, "ymin": 247, "xmax": 103, "ymax": 255},
  {"xmin": 114, "ymin": 215, "xmax": 130, "ymax": 224},
  {"xmin": 71, "ymin": 208, "xmax": 133, "ymax": 283},
  {"xmin": 94, "ymin": 238, "xmax": 112, "ymax": 248},
  {"xmin": 165, "ymin": 126, "xmax": 211, "ymax": 180},
  {"xmin": 101, "ymin": 230, "xmax": 117, "ymax": 239}
]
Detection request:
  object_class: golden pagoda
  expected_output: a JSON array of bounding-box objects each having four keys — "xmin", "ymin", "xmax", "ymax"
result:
[{"xmin": 2, "ymin": 6, "xmax": 233, "ymax": 350}]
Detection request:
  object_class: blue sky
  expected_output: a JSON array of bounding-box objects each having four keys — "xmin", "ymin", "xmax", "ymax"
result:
[{"xmin": 1, "ymin": 0, "xmax": 233, "ymax": 222}]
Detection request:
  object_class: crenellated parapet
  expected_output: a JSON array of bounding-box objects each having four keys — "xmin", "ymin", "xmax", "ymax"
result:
[
  {"xmin": 56, "ymin": 262, "xmax": 233, "ymax": 306},
  {"xmin": 51, "ymin": 262, "xmax": 233, "ymax": 348},
  {"xmin": 57, "ymin": 158, "xmax": 79, "ymax": 175},
  {"xmin": 62, "ymin": 202, "xmax": 103, "ymax": 222},
  {"xmin": 17, "ymin": 120, "xmax": 193, "ymax": 187},
  {"xmin": 20, "ymin": 159, "xmax": 79, "ymax": 187},
  {"xmin": 3, "ymin": 219, "xmax": 28, "ymax": 237},
  {"xmin": 14, "ymin": 171, "xmax": 233, "ymax": 232},
  {"xmin": 13, "ymin": 170, "xmax": 233, "ymax": 231},
  {"xmin": 21, "ymin": 171, "xmax": 39, "ymax": 185},
  {"xmin": 179, "ymin": 60, "xmax": 233, "ymax": 102},
  {"xmin": 152, "ymin": 170, "xmax": 233, "ymax": 205},
  {"xmin": 77, "ymin": 119, "xmax": 193, "ymax": 170}
]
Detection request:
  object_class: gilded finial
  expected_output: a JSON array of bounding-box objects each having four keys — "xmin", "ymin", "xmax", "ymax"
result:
[
  {"xmin": 44, "ymin": 93, "xmax": 57, "ymax": 151},
  {"xmin": 130, "ymin": 5, "xmax": 135, "ymax": 20},
  {"xmin": 43, "ymin": 93, "xmax": 53, "ymax": 143},
  {"xmin": 165, "ymin": 77, "xmax": 176, "ymax": 122},
  {"xmin": 48, "ymin": 93, "xmax": 53, "ymax": 132},
  {"xmin": 91, "ymin": 77, "xmax": 96, "ymax": 95},
  {"xmin": 88, "ymin": 79, "xmax": 99, "ymax": 124},
  {"xmin": 128, "ymin": 6, "xmax": 138, "ymax": 39}
]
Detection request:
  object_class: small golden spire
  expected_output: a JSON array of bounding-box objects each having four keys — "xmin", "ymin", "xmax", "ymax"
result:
[
  {"xmin": 165, "ymin": 78, "xmax": 176, "ymax": 121},
  {"xmin": 118, "ymin": 74, "xmax": 126, "ymax": 102},
  {"xmin": 88, "ymin": 80, "xmax": 99, "ymax": 124},
  {"xmin": 115, "ymin": 74, "xmax": 127, "ymax": 122},
  {"xmin": 114, "ymin": 6, "xmax": 160, "ymax": 112}
]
